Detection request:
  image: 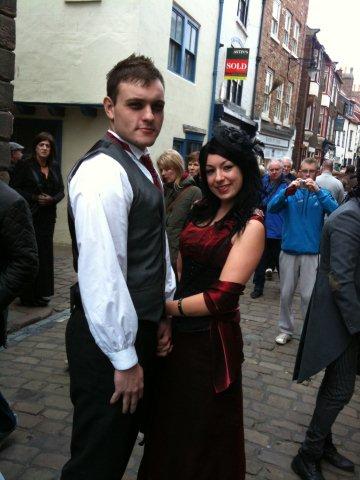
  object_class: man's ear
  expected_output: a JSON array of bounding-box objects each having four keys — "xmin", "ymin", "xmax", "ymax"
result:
[{"xmin": 103, "ymin": 96, "xmax": 114, "ymax": 121}]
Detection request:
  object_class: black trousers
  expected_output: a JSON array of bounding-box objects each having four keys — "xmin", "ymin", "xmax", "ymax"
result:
[
  {"xmin": 301, "ymin": 335, "xmax": 360, "ymax": 460},
  {"xmin": 61, "ymin": 307, "xmax": 158, "ymax": 480},
  {"xmin": 252, "ymin": 238, "xmax": 281, "ymax": 292}
]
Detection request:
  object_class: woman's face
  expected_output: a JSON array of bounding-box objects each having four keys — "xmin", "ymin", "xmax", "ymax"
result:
[
  {"xmin": 160, "ymin": 166, "xmax": 177, "ymax": 184},
  {"xmin": 188, "ymin": 160, "xmax": 200, "ymax": 177},
  {"xmin": 36, "ymin": 140, "xmax": 51, "ymax": 162},
  {"xmin": 205, "ymin": 154, "xmax": 243, "ymax": 204}
]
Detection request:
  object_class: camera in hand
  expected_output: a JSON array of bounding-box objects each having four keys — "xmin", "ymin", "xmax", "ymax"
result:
[{"xmin": 299, "ymin": 179, "xmax": 307, "ymax": 189}]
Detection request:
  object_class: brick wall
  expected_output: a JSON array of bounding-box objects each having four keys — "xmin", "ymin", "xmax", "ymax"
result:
[
  {"xmin": 254, "ymin": 0, "xmax": 309, "ymax": 127},
  {"xmin": 0, "ymin": 0, "xmax": 16, "ymax": 167}
]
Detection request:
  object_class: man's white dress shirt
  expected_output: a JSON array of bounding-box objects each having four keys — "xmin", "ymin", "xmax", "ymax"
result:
[{"xmin": 69, "ymin": 130, "xmax": 176, "ymax": 371}]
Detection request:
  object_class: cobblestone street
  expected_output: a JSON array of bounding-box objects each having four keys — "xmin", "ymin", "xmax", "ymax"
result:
[{"xmin": 0, "ymin": 248, "xmax": 359, "ymax": 479}]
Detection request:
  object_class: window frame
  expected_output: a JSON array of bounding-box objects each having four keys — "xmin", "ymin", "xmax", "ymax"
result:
[
  {"xmin": 291, "ymin": 20, "xmax": 300, "ymax": 56},
  {"xmin": 263, "ymin": 68, "xmax": 274, "ymax": 116},
  {"xmin": 274, "ymin": 83, "xmax": 284, "ymax": 122},
  {"xmin": 271, "ymin": 0, "xmax": 281, "ymax": 39},
  {"xmin": 237, "ymin": 0, "xmax": 249, "ymax": 27},
  {"xmin": 283, "ymin": 9, "xmax": 292, "ymax": 48},
  {"xmin": 226, "ymin": 79, "xmax": 244, "ymax": 107},
  {"xmin": 168, "ymin": 6, "xmax": 199, "ymax": 83},
  {"xmin": 284, "ymin": 82, "xmax": 293, "ymax": 124}
]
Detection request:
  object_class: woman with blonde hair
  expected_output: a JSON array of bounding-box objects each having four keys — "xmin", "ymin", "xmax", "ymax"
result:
[{"xmin": 157, "ymin": 149, "xmax": 202, "ymax": 269}]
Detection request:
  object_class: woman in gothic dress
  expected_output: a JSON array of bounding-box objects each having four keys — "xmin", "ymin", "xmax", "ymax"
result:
[{"xmin": 138, "ymin": 126, "xmax": 265, "ymax": 480}]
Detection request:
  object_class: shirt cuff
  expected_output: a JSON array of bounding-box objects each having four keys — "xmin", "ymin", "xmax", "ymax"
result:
[{"xmin": 108, "ymin": 346, "xmax": 138, "ymax": 371}]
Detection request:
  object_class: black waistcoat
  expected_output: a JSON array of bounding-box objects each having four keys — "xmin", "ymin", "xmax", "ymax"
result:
[{"xmin": 68, "ymin": 136, "xmax": 166, "ymax": 322}]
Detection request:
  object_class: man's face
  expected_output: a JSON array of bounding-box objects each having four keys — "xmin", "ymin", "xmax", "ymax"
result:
[
  {"xmin": 11, "ymin": 149, "xmax": 23, "ymax": 163},
  {"xmin": 299, "ymin": 162, "xmax": 317, "ymax": 180},
  {"xmin": 268, "ymin": 161, "xmax": 282, "ymax": 181},
  {"xmin": 103, "ymin": 80, "xmax": 165, "ymax": 150},
  {"xmin": 283, "ymin": 160, "xmax": 292, "ymax": 174}
]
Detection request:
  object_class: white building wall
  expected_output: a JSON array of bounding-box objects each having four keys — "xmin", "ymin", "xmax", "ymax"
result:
[
  {"xmin": 216, "ymin": 0, "xmax": 263, "ymax": 116},
  {"xmin": 14, "ymin": 0, "xmax": 219, "ymax": 244}
]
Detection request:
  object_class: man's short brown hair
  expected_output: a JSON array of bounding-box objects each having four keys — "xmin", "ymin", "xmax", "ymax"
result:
[
  {"xmin": 106, "ymin": 54, "xmax": 165, "ymax": 103},
  {"xmin": 300, "ymin": 157, "xmax": 318, "ymax": 170}
]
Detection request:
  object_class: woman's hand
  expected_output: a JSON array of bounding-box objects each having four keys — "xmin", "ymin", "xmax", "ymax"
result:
[
  {"xmin": 157, "ymin": 317, "xmax": 173, "ymax": 357},
  {"xmin": 38, "ymin": 194, "xmax": 54, "ymax": 206}
]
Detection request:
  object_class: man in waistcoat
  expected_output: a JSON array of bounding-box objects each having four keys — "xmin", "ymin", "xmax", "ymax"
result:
[{"xmin": 61, "ymin": 54, "xmax": 176, "ymax": 480}]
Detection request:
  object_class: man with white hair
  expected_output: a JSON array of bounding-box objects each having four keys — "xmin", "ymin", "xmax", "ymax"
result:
[
  {"xmin": 316, "ymin": 159, "xmax": 344, "ymax": 205},
  {"xmin": 251, "ymin": 159, "xmax": 289, "ymax": 298},
  {"xmin": 282, "ymin": 158, "xmax": 296, "ymax": 181}
]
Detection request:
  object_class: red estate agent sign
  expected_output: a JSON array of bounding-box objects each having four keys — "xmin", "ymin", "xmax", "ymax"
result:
[{"xmin": 224, "ymin": 48, "xmax": 249, "ymax": 80}]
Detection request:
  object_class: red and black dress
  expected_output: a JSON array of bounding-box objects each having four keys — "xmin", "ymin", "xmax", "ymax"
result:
[{"xmin": 138, "ymin": 213, "xmax": 262, "ymax": 480}]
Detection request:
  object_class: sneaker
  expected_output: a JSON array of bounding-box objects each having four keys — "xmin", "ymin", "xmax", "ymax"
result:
[
  {"xmin": 265, "ymin": 268, "xmax": 273, "ymax": 279},
  {"xmin": 275, "ymin": 333, "xmax": 292, "ymax": 345}
]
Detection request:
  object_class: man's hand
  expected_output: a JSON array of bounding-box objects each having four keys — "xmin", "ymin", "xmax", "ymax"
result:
[
  {"xmin": 38, "ymin": 194, "xmax": 54, "ymax": 206},
  {"xmin": 110, "ymin": 363, "xmax": 144, "ymax": 414},
  {"xmin": 304, "ymin": 178, "xmax": 320, "ymax": 192},
  {"xmin": 286, "ymin": 179, "xmax": 300, "ymax": 196},
  {"xmin": 157, "ymin": 317, "xmax": 173, "ymax": 357}
]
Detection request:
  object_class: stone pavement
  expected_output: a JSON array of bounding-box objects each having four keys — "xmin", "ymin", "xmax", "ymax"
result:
[
  {"xmin": 1, "ymin": 252, "xmax": 359, "ymax": 480},
  {"xmin": 7, "ymin": 246, "xmax": 77, "ymax": 334}
]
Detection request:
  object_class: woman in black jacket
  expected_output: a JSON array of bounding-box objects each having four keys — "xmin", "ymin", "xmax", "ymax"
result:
[{"xmin": 11, "ymin": 132, "xmax": 64, "ymax": 306}]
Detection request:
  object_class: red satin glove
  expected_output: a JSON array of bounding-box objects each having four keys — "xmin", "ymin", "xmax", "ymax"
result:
[{"xmin": 203, "ymin": 280, "xmax": 245, "ymax": 315}]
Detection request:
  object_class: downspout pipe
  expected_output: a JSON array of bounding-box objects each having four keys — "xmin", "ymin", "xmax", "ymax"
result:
[
  {"xmin": 250, "ymin": 0, "xmax": 266, "ymax": 122},
  {"xmin": 208, "ymin": 0, "xmax": 224, "ymax": 138}
]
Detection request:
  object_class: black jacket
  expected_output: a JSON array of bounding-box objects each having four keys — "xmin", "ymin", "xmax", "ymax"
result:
[
  {"xmin": 0, "ymin": 181, "xmax": 39, "ymax": 346},
  {"xmin": 294, "ymin": 198, "xmax": 360, "ymax": 382}
]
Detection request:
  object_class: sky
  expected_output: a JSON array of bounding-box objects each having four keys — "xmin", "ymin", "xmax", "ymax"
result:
[{"xmin": 307, "ymin": 0, "xmax": 360, "ymax": 87}]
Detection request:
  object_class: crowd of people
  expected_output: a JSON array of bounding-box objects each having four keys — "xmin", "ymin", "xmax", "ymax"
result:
[{"xmin": 0, "ymin": 54, "xmax": 359, "ymax": 480}]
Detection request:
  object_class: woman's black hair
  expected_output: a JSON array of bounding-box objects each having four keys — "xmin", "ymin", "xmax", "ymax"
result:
[
  {"xmin": 31, "ymin": 131, "xmax": 56, "ymax": 166},
  {"xmin": 191, "ymin": 125, "xmax": 262, "ymax": 233}
]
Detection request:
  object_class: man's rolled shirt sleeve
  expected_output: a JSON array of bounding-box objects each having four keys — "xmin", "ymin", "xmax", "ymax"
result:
[{"xmin": 69, "ymin": 154, "xmax": 139, "ymax": 371}]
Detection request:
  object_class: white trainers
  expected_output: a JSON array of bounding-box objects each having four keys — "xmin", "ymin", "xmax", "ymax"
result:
[
  {"xmin": 275, "ymin": 333, "xmax": 292, "ymax": 345},
  {"xmin": 265, "ymin": 268, "xmax": 273, "ymax": 279}
]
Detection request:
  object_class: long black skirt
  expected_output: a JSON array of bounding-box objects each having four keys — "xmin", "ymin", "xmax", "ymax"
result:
[
  {"xmin": 22, "ymin": 216, "xmax": 55, "ymax": 299},
  {"xmin": 138, "ymin": 329, "xmax": 245, "ymax": 480}
]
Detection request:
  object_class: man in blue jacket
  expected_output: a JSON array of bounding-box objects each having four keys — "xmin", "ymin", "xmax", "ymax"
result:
[
  {"xmin": 268, "ymin": 158, "xmax": 338, "ymax": 345},
  {"xmin": 251, "ymin": 159, "xmax": 289, "ymax": 298}
]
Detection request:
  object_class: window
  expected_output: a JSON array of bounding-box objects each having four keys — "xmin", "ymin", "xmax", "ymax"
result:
[
  {"xmin": 274, "ymin": 84, "xmax": 283, "ymax": 121},
  {"xmin": 173, "ymin": 132, "xmax": 204, "ymax": 158},
  {"xmin": 349, "ymin": 130, "xmax": 354, "ymax": 151},
  {"xmin": 318, "ymin": 107, "xmax": 329, "ymax": 137},
  {"xmin": 322, "ymin": 67, "xmax": 329, "ymax": 93},
  {"xmin": 237, "ymin": 0, "xmax": 249, "ymax": 27},
  {"xmin": 168, "ymin": 6, "xmax": 199, "ymax": 82},
  {"xmin": 331, "ymin": 81, "xmax": 338, "ymax": 104},
  {"xmin": 310, "ymin": 48, "xmax": 321, "ymax": 83},
  {"xmin": 284, "ymin": 82, "xmax": 293, "ymax": 123},
  {"xmin": 342, "ymin": 131, "xmax": 345, "ymax": 148},
  {"xmin": 305, "ymin": 105, "xmax": 314, "ymax": 131},
  {"xmin": 263, "ymin": 68, "xmax": 274, "ymax": 116},
  {"xmin": 291, "ymin": 21, "xmax": 300, "ymax": 55},
  {"xmin": 271, "ymin": 0, "xmax": 281, "ymax": 38},
  {"xmin": 326, "ymin": 116, "xmax": 334, "ymax": 140},
  {"xmin": 226, "ymin": 80, "xmax": 243, "ymax": 106},
  {"xmin": 283, "ymin": 10, "xmax": 292, "ymax": 48}
]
